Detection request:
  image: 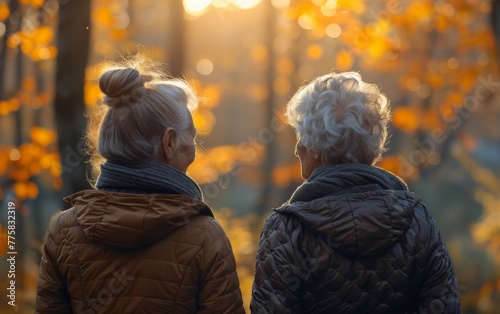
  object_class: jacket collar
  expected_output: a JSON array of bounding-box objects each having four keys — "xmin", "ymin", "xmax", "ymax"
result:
[{"xmin": 64, "ymin": 190, "xmax": 213, "ymax": 249}]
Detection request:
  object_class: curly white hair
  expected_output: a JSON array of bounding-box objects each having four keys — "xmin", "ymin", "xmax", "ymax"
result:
[{"xmin": 286, "ymin": 72, "xmax": 391, "ymax": 165}]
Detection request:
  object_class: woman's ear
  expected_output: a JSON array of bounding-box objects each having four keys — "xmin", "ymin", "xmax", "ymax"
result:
[{"xmin": 160, "ymin": 128, "xmax": 177, "ymax": 160}]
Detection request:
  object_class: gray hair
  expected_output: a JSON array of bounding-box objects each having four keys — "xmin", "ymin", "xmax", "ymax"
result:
[
  {"xmin": 87, "ymin": 55, "xmax": 197, "ymax": 178},
  {"xmin": 286, "ymin": 72, "xmax": 391, "ymax": 165}
]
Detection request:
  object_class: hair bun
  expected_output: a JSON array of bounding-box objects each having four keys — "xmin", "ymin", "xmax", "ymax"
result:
[{"xmin": 99, "ymin": 67, "xmax": 150, "ymax": 108}]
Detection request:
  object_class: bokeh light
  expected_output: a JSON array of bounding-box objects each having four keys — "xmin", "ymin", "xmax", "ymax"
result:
[
  {"xmin": 9, "ymin": 148, "xmax": 21, "ymax": 161},
  {"xmin": 183, "ymin": 0, "xmax": 212, "ymax": 16},
  {"xmin": 325, "ymin": 23, "xmax": 342, "ymax": 38},
  {"xmin": 406, "ymin": 77, "xmax": 421, "ymax": 91},
  {"xmin": 184, "ymin": 0, "xmax": 262, "ymax": 16},
  {"xmin": 271, "ymin": 0, "xmax": 290, "ymax": 9},
  {"xmin": 298, "ymin": 13, "xmax": 316, "ymax": 30},
  {"xmin": 447, "ymin": 57, "xmax": 459, "ymax": 70},
  {"xmin": 196, "ymin": 58, "xmax": 214, "ymax": 75}
]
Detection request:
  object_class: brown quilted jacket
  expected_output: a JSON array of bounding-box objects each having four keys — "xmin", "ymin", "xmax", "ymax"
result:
[
  {"xmin": 35, "ymin": 190, "xmax": 244, "ymax": 313},
  {"xmin": 251, "ymin": 185, "xmax": 460, "ymax": 313}
]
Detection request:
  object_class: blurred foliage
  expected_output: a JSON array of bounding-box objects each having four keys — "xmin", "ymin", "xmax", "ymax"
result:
[{"xmin": 0, "ymin": 0, "xmax": 499, "ymax": 313}]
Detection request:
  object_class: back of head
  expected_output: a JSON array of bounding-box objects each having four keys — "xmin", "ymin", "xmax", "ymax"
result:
[
  {"xmin": 87, "ymin": 55, "xmax": 198, "ymax": 180},
  {"xmin": 286, "ymin": 72, "xmax": 391, "ymax": 165}
]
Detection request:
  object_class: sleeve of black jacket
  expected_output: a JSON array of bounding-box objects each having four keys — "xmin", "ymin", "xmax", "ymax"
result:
[
  {"xmin": 413, "ymin": 206, "xmax": 461, "ymax": 313},
  {"xmin": 251, "ymin": 212, "xmax": 303, "ymax": 314}
]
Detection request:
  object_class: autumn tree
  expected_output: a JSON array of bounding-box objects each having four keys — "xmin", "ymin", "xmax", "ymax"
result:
[{"xmin": 54, "ymin": 0, "xmax": 91, "ymax": 198}]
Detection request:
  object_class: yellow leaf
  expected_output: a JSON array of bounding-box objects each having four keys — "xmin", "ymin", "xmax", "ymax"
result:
[
  {"xmin": 336, "ymin": 51, "xmax": 352, "ymax": 69},
  {"xmin": 93, "ymin": 7, "xmax": 114, "ymax": 27},
  {"xmin": 272, "ymin": 164, "xmax": 293, "ymax": 188},
  {"xmin": 392, "ymin": 106, "xmax": 420, "ymax": 133},
  {"xmin": 30, "ymin": 127, "xmax": 57, "ymax": 147},
  {"xmin": 193, "ymin": 109, "xmax": 216, "ymax": 136},
  {"xmin": 0, "ymin": 3, "xmax": 10, "ymax": 21},
  {"xmin": 13, "ymin": 181, "xmax": 39, "ymax": 200},
  {"xmin": 367, "ymin": 39, "xmax": 387, "ymax": 57},
  {"xmin": 84, "ymin": 81, "xmax": 103, "ymax": 107},
  {"xmin": 307, "ymin": 44, "xmax": 324, "ymax": 59},
  {"xmin": 33, "ymin": 26, "xmax": 54, "ymax": 45},
  {"xmin": 30, "ymin": 0, "xmax": 45, "ymax": 8},
  {"xmin": 11, "ymin": 168, "xmax": 31, "ymax": 182},
  {"xmin": 377, "ymin": 155, "xmax": 400, "ymax": 174},
  {"xmin": 200, "ymin": 85, "xmax": 221, "ymax": 109}
]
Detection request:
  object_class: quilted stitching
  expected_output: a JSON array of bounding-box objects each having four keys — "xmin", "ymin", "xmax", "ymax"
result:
[
  {"xmin": 35, "ymin": 191, "xmax": 244, "ymax": 314},
  {"xmin": 251, "ymin": 190, "xmax": 460, "ymax": 314}
]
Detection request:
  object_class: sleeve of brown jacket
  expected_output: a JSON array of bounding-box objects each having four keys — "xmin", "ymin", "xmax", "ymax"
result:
[
  {"xmin": 196, "ymin": 218, "xmax": 245, "ymax": 314},
  {"xmin": 34, "ymin": 215, "xmax": 72, "ymax": 314}
]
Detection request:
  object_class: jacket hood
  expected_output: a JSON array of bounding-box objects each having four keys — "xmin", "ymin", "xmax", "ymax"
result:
[
  {"xmin": 275, "ymin": 186, "xmax": 419, "ymax": 257},
  {"xmin": 64, "ymin": 190, "xmax": 214, "ymax": 250}
]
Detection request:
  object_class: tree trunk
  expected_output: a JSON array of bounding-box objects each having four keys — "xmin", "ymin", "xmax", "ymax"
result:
[
  {"xmin": 53, "ymin": 0, "xmax": 92, "ymax": 199},
  {"xmin": 0, "ymin": 0, "xmax": 20, "ymax": 98},
  {"xmin": 492, "ymin": 0, "xmax": 500, "ymax": 61},
  {"xmin": 258, "ymin": 1, "xmax": 278, "ymax": 215},
  {"xmin": 169, "ymin": 0, "xmax": 185, "ymax": 78}
]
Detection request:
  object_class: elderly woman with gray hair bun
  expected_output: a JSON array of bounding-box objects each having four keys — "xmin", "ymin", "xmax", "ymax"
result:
[
  {"xmin": 35, "ymin": 55, "xmax": 244, "ymax": 314},
  {"xmin": 251, "ymin": 72, "xmax": 461, "ymax": 313}
]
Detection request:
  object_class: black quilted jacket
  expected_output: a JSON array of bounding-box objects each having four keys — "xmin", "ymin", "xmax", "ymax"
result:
[{"xmin": 251, "ymin": 184, "xmax": 460, "ymax": 313}]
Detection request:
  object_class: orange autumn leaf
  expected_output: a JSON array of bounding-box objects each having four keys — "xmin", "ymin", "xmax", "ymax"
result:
[
  {"xmin": 84, "ymin": 80, "xmax": 103, "ymax": 107},
  {"xmin": 272, "ymin": 164, "xmax": 293, "ymax": 188},
  {"xmin": 30, "ymin": 127, "xmax": 57, "ymax": 147},
  {"xmin": 193, "ymin": 108, "xmax": 216, "ymax": 136},
  {"xmin": 0, "ymin": 101, "xmax": 11, "ymax": 115},
  {"xmin": 30, "ymin": 0, "xmax": 45, "ymax": 8},
  {"xmin": 33, "ymin": 26, "xmax": 54, "ymax": 45},
  {"xmin": 335, "ymin": 51, "xmax": 353, "ymax": 69},
  {"xmin": 377, "ymin": 155, "xmax": 401, "ymax": 176},
  {"xmin": 272, "ymin": 161, "xmax": 302, "ymax": 187},
  {"xmin": 367, "ymin": 39, "xmax": 388, "ymax": 57},
  {"xmin": 337, "ymin": 0, "xmax": 366, "ymax": 14},
  {"xmin": 307, "ymin": 44, "xmax": 324, "ymax": 59},
  {"xmin": 392, "ymin": 106, "xmax": 420, "ymax": 133},
  {"xmin": 94, "ymin": 7, "xmax": 115, "ymax": 27},
  {"xmin": 426, "ymin": 73, "xmax": 445, "ymax": 89},
  {"xmin": 13, "ymin": 181, "xmax": 39, "ymax": 200},
  {"xmin": 0, "ymin": 2, "xmax": 10, "ymax": 21},
  {"xmin": 200, "ymin": 85, "xmax": 222, "ymax": 109}
]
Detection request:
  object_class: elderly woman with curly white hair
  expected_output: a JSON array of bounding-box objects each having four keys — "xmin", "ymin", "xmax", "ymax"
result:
[{"xmin": 251, "ymin": 72, "xmax": 461, "ymax": 313}]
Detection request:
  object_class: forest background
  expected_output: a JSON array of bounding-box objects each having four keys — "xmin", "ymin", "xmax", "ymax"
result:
[{"xmin": 0, "ymin": 0, "xmax": 499, "ymax": 313}]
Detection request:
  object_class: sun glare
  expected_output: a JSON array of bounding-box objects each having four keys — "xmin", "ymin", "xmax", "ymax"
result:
[
  {"xmin": 184, "ymin": 0, "xmax": 262, "ymax": 16},
  {"xmin": 233, "ymin": 0, "xmax": 263, "ymax": 9},
  {"xmin": 183, "ymin": 0, "xmax": 212, "ymax": 17}
]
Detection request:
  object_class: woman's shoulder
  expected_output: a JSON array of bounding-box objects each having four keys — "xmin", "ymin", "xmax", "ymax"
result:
[
  {"xmin": 260, "ymin": 210, "xmax": 307, "ymax": 243},
  {"xmin": 47, "ymin": 207, "xmax": 79, "ymax": 231}
]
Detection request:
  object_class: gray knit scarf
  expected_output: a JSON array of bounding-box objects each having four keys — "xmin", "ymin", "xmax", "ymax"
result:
[
  {"xmin": 96, "ymin": 160, "xmax": 203, "ymax": 201},
  {"xmin": 289, "ymin": 163, "xmax": 408, "ymax": 203}
]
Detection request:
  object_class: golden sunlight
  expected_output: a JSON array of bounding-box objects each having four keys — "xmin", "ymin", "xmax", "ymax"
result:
[
  {"xmin": 184, "ymin": 0, "xmax": 262, "ymax": 16},
  {"xmin": 183, "ymin": 0, "xmax": 212, "ymax": 16}
]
